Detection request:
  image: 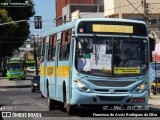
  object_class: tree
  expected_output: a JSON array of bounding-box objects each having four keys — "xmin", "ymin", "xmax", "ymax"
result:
[{"xmin": 0, "ymin": 0, "xmax": 35, "ymax": 57}]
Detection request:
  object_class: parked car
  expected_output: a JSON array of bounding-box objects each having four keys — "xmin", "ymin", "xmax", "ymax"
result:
[
  {"xmin": 31, "ymin": 75, "xmax": 40, "ymax": 92},
  {"xmin": 27, "ymin": 67, "xmax": 36, "ymax": 73}
]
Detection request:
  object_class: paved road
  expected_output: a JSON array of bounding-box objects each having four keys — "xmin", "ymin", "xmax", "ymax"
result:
[
  {"xmin": 0, "ymin": 76, "xmax": 160, "ymax": 120},
  {"xmin": 0, "ymin": 87, "xmax": 160, "ymax": 120}
]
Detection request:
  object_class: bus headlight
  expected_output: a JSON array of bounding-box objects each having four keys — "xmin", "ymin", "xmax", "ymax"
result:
[
  {"xmin": 74, "ymin": 80, "xmax": 92, "ymax": 93},
  {"xmin": 133, "ymin": 82, "xmax": 147, "ymax": 93}
]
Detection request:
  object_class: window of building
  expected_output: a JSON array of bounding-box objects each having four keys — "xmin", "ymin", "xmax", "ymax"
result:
[
  {"xmin": 149, "ymin": 18, "xmax": 158, "ymax": 24},
  {"xmin": 64, "ymin": 15, "xmax": 66, "ymax": 23}
]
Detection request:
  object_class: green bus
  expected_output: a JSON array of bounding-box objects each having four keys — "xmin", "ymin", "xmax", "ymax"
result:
[
  {"xmin": 6, "ymin": 58, "xmax": 26, "ymax": 80},
  {"xmin": 25, "ymin": 60, "xmax": 35, "ymax": 69}
]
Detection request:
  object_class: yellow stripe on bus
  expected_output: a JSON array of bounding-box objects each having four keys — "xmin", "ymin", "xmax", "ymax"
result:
[
  {"xmin": 40, "ymin": 66, "xmax": 44, "ymax": 76},
  {"xmin": 40, "ymin": 66, "xmax": 70, "ymax": 78}
]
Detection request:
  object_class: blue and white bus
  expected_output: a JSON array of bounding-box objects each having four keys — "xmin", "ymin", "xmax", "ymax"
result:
[{"xmin": 40, "ymin": 18, "xmax": 152, "ymax": 114}]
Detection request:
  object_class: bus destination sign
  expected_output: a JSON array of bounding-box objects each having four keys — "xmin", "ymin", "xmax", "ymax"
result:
[{"xmin": 92, "ymin": 25, "xmax": 133, "ymax": 34}]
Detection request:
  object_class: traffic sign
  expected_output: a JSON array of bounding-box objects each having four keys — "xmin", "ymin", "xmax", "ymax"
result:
[{"xmin": 34, "ymin": 16, "xmax": 42, "ymax": 29}]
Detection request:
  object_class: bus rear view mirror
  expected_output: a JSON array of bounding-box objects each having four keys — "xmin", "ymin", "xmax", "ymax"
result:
[{"xmin": 149, "ymin": 37, "xmax": 155, "ymax": 62}]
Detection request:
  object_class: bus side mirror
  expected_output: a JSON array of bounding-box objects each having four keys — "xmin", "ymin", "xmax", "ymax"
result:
[{"xmin": 149, "ymin": 37, "xmax": 155, "ymax": 62}]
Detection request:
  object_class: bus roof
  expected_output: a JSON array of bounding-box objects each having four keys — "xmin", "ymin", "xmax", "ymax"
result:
[
  {"xmin": 43, "ymin": 18, "xmax": 146, "ymax": 37},
  {"xmin": 25, "ymin": 60, "xmax": 35, "ymax": 63},
  {"xmin": 9, "ymin": 58, "xmax": 23, "ymax": 60},
  {"xmin": 7, "ymin": 58, "xmax": 24, "ymax": 63}
]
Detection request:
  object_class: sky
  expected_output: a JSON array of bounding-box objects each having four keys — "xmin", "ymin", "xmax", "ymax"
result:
[{"xmin": 29, "ymin": 0, "xmax": 56, "ymax": 37}]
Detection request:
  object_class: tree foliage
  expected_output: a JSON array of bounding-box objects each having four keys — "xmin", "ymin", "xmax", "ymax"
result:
[{"xmin": 0, "ymin": 0, "xmax": 35, "ymax": 57}]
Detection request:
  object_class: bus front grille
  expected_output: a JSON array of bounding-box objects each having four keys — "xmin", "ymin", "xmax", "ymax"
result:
[
  {"xmin": 94, "ymin": 89, "xmax": 128, "ymax": 93},
  {"xmin": 98, "ymin": 96, "xmax": 125, "ymax": 101},
  {"xmin": 88, "ymin": 80, "xmax": 135, "ymax": 87}
]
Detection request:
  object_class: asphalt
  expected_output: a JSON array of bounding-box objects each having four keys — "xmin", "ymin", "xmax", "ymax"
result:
[
  {"xmin": 0, "ymin": 76, "xmax": 160, "ymax": 106},
  {"xmin": 0, "ymin": 75, "xmax": 33, "ymax": 88}
]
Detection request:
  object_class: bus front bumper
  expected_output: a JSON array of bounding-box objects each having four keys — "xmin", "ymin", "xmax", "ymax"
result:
[
  {"xmin": 71, "ymin": 88, "xmax": 148, "ymax": 106},
  {"xmin": 7, "ymin": 74, "xmax": 25, "ymax": 79}
]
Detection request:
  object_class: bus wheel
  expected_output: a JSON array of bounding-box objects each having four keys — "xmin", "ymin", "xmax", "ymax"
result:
[
  {"xmin": 63, "ymin": 84, "xmax": 76, "ymax": 115},
  {"xmin": 47, "ymin": 87, "xmax": 56, "ymax": 110},
  {"xmin": 41, "ymin": 92, "xmax": 45, "ymax": 98},
  {"xmin": 66, "ymin": 104, "xmax": 76, "ymax": 115},
  {"xmin": 31, "ymin": 86, "xmax": 35, "ymax": 92}
]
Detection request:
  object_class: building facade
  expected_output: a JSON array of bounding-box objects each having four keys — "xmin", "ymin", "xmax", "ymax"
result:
[
  {"xmin": 56, "ymin": 0, "xmax": 104, "ymax": 25},
  {"xmin": 104, "ymin": 0, "xmax": 160, "ymax": 20}
]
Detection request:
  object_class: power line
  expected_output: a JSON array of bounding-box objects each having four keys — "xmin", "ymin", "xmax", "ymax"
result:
[
  {"xmin": 126, "ymin": 0, "xmax": 145, "ymax": 19},
  {"xmin": 78, "ymin": 1, "xmax": 142, "ymax": 18},
  {"xmin": 149, "ymin": 4, "xmax": 160, "ymax": 12},
  {"xmin": 126, "ymin": 2, "xmax": 143, "ymax": 19}
]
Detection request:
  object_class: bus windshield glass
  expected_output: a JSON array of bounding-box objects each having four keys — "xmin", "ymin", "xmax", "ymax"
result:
[
  {"xmin": 75, "ymin": 36, "xmax": 148, "ymax": 77},
  {"xmin": 26, "ymin": 63, "xmax": 35, "ymax": 67},
  {"xmin": 8, "ymin": 63, "xmax": 23, "ymax": 70}
]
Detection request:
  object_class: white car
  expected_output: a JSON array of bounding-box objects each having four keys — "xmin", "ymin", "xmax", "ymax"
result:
[{"xmin": 27, "ymin": 67, "xmax": 36, "ymax": 72}]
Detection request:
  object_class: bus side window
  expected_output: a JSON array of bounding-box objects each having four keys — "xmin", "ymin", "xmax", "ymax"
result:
[
  {"xmin": 42, "ymin": 37, "xmax": 46, "ymax": 58},
  {"xmin": 64, "ymin": 30, "xmax": 72, "ymax": 60},
  {"xmin": 51, "ymin": 34, "xmax": 56, "ymax": 60},
  {"xmin": 48, "ymin": 35, "xmax": 53, "ymax": 61},
  {"xmin": 38, "ymin": 37, "xmax": 46, "ymax": 64},
  {"xmin": 60, "ymin": 31, "xmax": 67, "ymax": 60}
]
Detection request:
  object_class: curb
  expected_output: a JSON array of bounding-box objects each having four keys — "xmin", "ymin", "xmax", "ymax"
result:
[{"xmin": 0, "ymin": 85, "xmax": 31, "ymax": 89}]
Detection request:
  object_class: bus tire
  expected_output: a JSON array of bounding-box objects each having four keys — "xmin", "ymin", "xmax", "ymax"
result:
[
  {"xmin": 41, "ymin": 92, "xmax": 45, "ymax": 98},
  {"xmin": 63, "ymin": 82, "xmax": 67, "ymax": 109},
  {"xmin": 63, "ymin": 83, "xmax": 76, "ymax": 115},
  {"xmin": 66, "ymin": 104, "xmax": 76, "ymax": 115},
  {"xmin": 47, "ymin": 85, "xmax": 56, "ymax": 110},
  {"xmin": 31, "ymin": 87, "xmax": 35, "ymax": 92}
]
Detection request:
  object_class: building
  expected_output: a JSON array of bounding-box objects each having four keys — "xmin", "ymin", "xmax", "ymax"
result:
[
  {"xmin": 56, "ymin": 0, "xmax": 104, "ymax": 26},
  {"xmin": 104, "ymin": 0, "xmax": 160, "ymax": 40},
  {"xmin": 104, "ymin": 0, "xmax": 160, "ymax": 20}
]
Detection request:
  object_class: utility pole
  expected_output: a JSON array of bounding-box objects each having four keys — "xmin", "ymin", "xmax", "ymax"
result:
[
  {"xmin": 34, "ymin": 36, "xmax": 38, "ymax": 75},
  {"xmin": 31, "ymin": 35, "xmax": 39, "ymax": 75},
  {"xmin": 143, "ymin": 0, "xmax": 149, "ymax": 24}
]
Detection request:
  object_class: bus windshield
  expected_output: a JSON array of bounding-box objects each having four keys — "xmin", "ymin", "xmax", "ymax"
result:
[
  {"xmin": 75, "ymin": 36, "xmax": 148, "ymax": 77},
  {"xmin": 8, "ymin": 63, "xmax": 23, "ymax": 70},
  {"xmin": 26, "ymin": 63, "xmax": 35, "ymax": 67}
]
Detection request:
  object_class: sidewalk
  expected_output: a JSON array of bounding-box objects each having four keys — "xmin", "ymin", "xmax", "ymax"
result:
[
  {"xmin": 0, "ymin": 76, "xmax": 32, "ymax": 88},
  {"xmin": 148, "ymin": 93, "xmax": 160, "ymax": 106}
]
